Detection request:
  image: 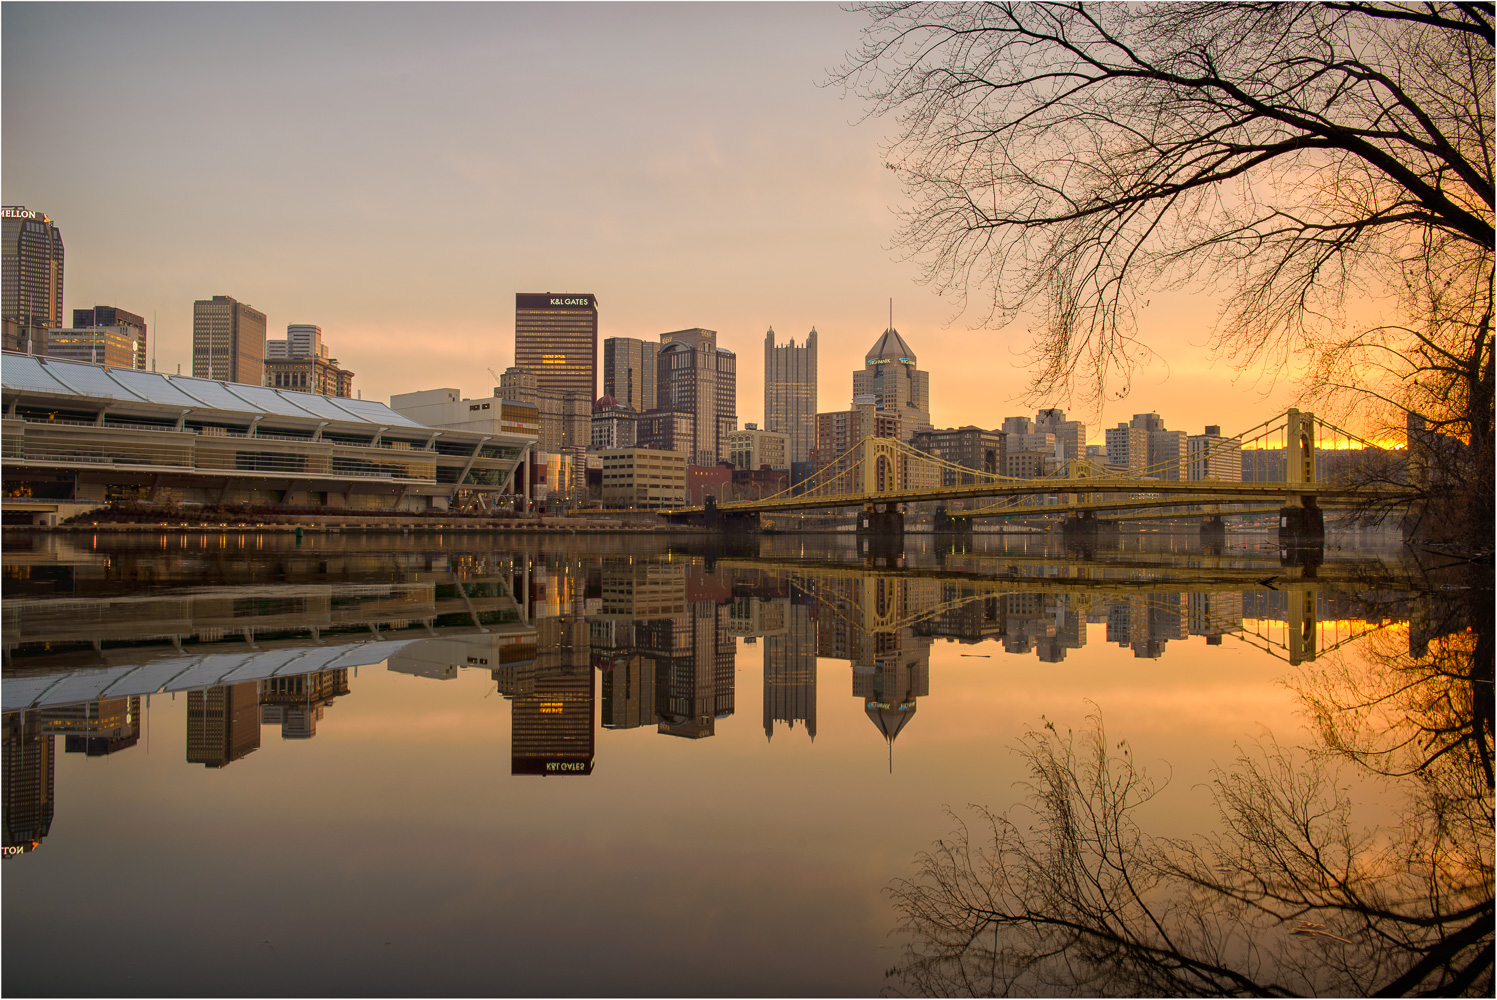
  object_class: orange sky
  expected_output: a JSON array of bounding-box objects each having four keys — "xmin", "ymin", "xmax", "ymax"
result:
[{"xmin": 4, "ymin": 3, "xmax": 1380, "ymax": 443}]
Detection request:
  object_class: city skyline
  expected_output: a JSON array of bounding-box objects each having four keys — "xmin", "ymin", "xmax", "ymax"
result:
[{"xmin": 1, "ymin": 4, "xmax": 1317, "ymax": 441}]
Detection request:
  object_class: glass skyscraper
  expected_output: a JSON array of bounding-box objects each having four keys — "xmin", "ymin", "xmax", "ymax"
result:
[
  {"xmin": 764, "ymin": 326, "xmax": 817, "ymax": 464},
  {"xmin": 515, "ymin": 292, "xmax": 598, "ymax": 400}
]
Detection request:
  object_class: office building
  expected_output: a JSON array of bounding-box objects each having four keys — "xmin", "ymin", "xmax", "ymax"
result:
[
  {"xmin": 192, "ymin": 295, "xmax": 266, "ymax": 385},
  {"xmin": 510, "ymin": 617, "xmax": 595, "ymax": 776},
  {"xmin": 515, "ymin": 293, "xmax": 598, "ymax": 399},
  {"xmin": 602, "ymin": 337, "xmax": 658, "ymax": 413},
  {"xmin": 850, "ymin": 326, "xmax": 930, "ymax": 440},
  {"xmin": 1105, "ymin": 421, "xmax": 1149, "ymax": 472},
  {"xmin": 42, "ymin": 698, "xmax": 142, "ymax": 756},
  {"xmin": 726, "ymin": 424, "xmax": 788, "ymax": 471},
  {"xmin": 269, "ymin": 324, "xmax": 324, "ymax": 359},
  {"xmin": 1, "ymin": 206, "xmax": 64, "ymax": 355},
  {"xmin": 657, "ymin": 328, "xmax": 736, "ymax": 466},
  {"xmin": 599, "ymin": 447, "xmax": 687, "ymax": 508},
  {"xmin": 2, "ymin": 710, "xmax": 54, "ymax": 855},
  {"xmin": 1149, "ymin": 428, "xmax": 1189, "ymax": 480},
  {"xmin": 634, "ymin": 409, "xmax": 694, "ymax": 456},
  {"xmin": 264, "ymin": 324, "xmax": 354, "ymax": 397},
  {"xmin": 763, "ymin": 600, "xmax": 817, "ymax": 741},
  {"xmin": 913, "ymin": 426, "xmax": 1006, "ymax": 484},
  {"xmin": 71, "ymin": 307, "xmax": 148, "ymax": 367},
  {"xmin": 43, "ymin": 326, "xmax": 145, "ymax": 370},
  {"xmin": 1034, "ymin": 408, "xmax": 1087, "ymax": 460},
  {"xmin": 764, "ymin": 327, "xmax": 817, "ymax": 464},
  {"xmin": 591, "ymin": 396, "xmax": 636, "ymax": 449},
  {"xmin": 185, "ymin": 682, "xmax": 261, "ymax": 767},
  {"xmin": 1187, "ymin": 425, "xmax": 1243, "ymax": 481}
]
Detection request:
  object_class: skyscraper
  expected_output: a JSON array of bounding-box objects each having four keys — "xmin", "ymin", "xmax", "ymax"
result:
[
  {"xmin": 71, "ymin": 307, "xmax": 148, "ymax": 369},
  {"xmin": 657, "ymin": 328, "xmax": 736, "ymax": 466},
  {"xmin": 515, "ymin": 293, "xmax": 598, "ymax": 399},
  {"xmin": 851, "ymin": 326, "xmax": 931, "ymax": 441},
  {"xmin": 602, "ymin": 336, "xmax": 658, "ymax": 412},
  {"xmin": 2, "ymin": 206, "xmax": 64, "ymax": 354},
  {"xmin": 764, "ymin": 326, "xmax": 817, "ymax": 464},
  {"xmin": 192, "ymin": 295, "xmax": 266, "ymax": 385}
]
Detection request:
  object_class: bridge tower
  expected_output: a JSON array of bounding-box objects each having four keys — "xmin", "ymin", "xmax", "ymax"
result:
[
  {"xmin": 1279, "ymin": 409, "xmax": 1324, "ymax": 544},
  {"xmin": 1286, "ymin": 586, "xmax": 1318, "ymax": 665},
  {"xmin": 856, "ymin": 436, "xmax": 905, "ymax": 543}
]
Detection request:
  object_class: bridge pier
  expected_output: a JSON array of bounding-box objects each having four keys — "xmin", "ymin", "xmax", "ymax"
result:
[
  {"xmin": 1061, "ymin": 512, "xmax": 1119, "ymax": 539},
  {"xmin": 933, "ymin": 504, "xmax": 972, "ymax": 537},
  {"xmin": 1277, "ymin": 501, "xmax": 1324, "ymax": 544},
  {"xmin": 704, "ymin": 496, "xmax": 760, "ymax": 533},
  {"xmin": 1200, "ymin": 515, "xmax": 1226, "ymax": 541},
  {"xmin": 856, "ymin": 503, "xmax": 904, "ymax": 538}
]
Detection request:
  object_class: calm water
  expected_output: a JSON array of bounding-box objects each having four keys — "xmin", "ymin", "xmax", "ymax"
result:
[{"xmin": 2, "ymin": 530, "xmax": 1488, "ymax": 997}]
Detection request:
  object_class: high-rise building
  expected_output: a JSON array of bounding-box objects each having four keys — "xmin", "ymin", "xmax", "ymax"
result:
[
  {"xmin": 71, "ymin": 307, "xmax": 148, "ymax": 368},
  {"xmin": 913, "ymin": 426, "xmax": 1006, "ymax": 484},
  {"xmin": 1034, "ymin": 408, "xmax": 1087, "ymax": 461},
  {"xmin": 602, "ymin": 337, "xmax": 658, "ymax": 413},
  {"xmin": 657, "ymin": 328, "xmax": 736, "ymax": 466},
  {"xmin": 2, "ymin": 710, "xmax": 54, "ymax": 856},
  {"xmin": 185, "ymin": 683, "xmax": 261, "ymax": 768},
  {"xmin": 43, "ymin": 326, "xmax": 146, "ymax": 370},
  {"xmin": 515, "ymin": 293, "xmax": 598, "ymax": 399},
  {"xmin": 192, "ymin": 295, "xmax": 266, "ymax": 385},
  {"xmin": 1187, "ymin": 425, "xmax": 1243, "ymax": 481},
  {"xmin": 851, "ymin": 326, "xmax": 930, "ymax": 440},
  {"xmin": 263, "ymin": 323, "xmax": 354, "ymax": 397},
  {"xmin": 764, "ymin": 327, "xmax": 817, "ymax": 464},
  {"xmin": 763, "ymin": 599, "xmax": 817, "ymax": 741},
  {"xmin": 510, "ymin": 617, "xmax": 595, "ymax": 775},
  {"xmin": 1105, "ymin": 422, "xmax": 1149, "ymax": 472},
  {"xmin": 2, "ymin": 206, "xmax": 64, "ymax": 355}
]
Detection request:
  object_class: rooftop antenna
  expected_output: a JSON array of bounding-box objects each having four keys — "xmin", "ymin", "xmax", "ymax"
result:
[
  {"xmin": 889, "ymin": 298, "xmax": 893, "ymax": 331},
  {"xmin": 151, "ymin": 310, "xmax": 157, "ymax": 371}
]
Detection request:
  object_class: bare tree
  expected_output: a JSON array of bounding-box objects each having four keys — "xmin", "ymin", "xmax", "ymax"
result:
[
  {"xmin": 887, "ymin": 703, "xmax": 1493, "ymax": 996},
  {"xmin": 834, "ymin": 2, "xmax": 1493, "ymax": 511}
]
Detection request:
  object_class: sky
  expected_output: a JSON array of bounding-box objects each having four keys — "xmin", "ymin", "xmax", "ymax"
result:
[{"xmin": 2, "ymin": 1, "xmax": 1310, "ymax": 443}]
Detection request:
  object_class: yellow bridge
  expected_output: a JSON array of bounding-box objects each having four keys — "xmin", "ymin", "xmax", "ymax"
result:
[{"xmin": 672, "ymin": 410, "xmax": 1406, "ymax": 539}]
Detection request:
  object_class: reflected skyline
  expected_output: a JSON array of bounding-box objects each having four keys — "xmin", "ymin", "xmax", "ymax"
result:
[{"xmin": 3, "ymin": 531, "xmax": 1422, "ymax": 859}]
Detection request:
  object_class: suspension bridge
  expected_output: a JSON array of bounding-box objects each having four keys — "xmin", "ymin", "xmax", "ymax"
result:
[{"xmin": 672, "ymin": 409, "xmax": 1405, "ymax": 543}]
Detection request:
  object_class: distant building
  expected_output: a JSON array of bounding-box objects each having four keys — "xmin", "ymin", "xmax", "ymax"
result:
[
  {"xmin": 913, "ymin": 426, "xmax": 1005, "ymax": 484},
  {"xmin": 1033, "ymin": 408, "xmax": 1087, "ymax": 460},
  {"xmin": 1149, "ymin": 429, "xmax": 1188, "ymax": 481},
  {"xmin": 657, "ymin": 328, "xmax": 736, "ymax": 466},
  {"xmin": 599, "ymin": 447, "xmax": 687, "ymax": 508},
  {"xmin": 1105, "ymin": 422, "xmax": 1149, "ymax": 472},
  {"xmin": 43, "ymin": 325, "xmax": 145, "ymax": 370},
  {"xmin": 634, "ymin": 409, "xmax": 694, "ymax": 456},
  {"xmin": 185, "ymin": 682, "xmax": 261, "ymax": 768},
  {"xmin": 764, "ymin": 326, "xmax": 817, "ymax": 464},
  {"xmin": 591, "ymin": 395, "xmax": 636, "ymax": 449},
  {"xmin": 1187, "ymin": 425, "xmax": 1242, "ymax": 481},
  {"xmin": 2, "ymin": 711, "xmax": 54, "ymax": 856},
  {"xmin": 602, "ymin": 337, "xmax": 658, "ymax": 413},
  {"xmin": 71, "ymin": 307, "xmax": 147, "ymax": 367},
  {"xmin": 192, "ymin": 295, "xmax": 265, "ymax": 385},
  {"xmin": 515, "ymin": 292, "xmax": 598, "ymax": 399},
  {"xmin": 726, "ymin": 424, "xmax": 788, "ymax": 471},
  {"xmin": 264, "ymin": 324, "xmax": 354, "ymax": 397},
  {"xmin": 687, "ymin": 464, "xmax": 733, "ymax": 506},
  {"xmin": 2, "ymin": 206, "xmax": 64, "ymax": 355},
  {"xmin": 851, "ymin": 326, "xmax": 930, "ymax": 440}
]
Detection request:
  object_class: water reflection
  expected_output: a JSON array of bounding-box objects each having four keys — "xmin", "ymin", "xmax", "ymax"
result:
[
  {"xmin": 884, "ymin": 553, "xmax": 1493, "ymax": 997},
  {"xmin": 3, "ymin": 532, "xmax": 1424, "ymax": 869}
]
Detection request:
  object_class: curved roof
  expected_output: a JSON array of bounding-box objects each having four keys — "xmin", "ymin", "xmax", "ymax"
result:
[
  {"xmin": 1, "ymin": 351, "xmax": 424, "ymax": 428},
  {"xmin": 866, "ymin": 327, "xmax": 916, "ymax": 366}
]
